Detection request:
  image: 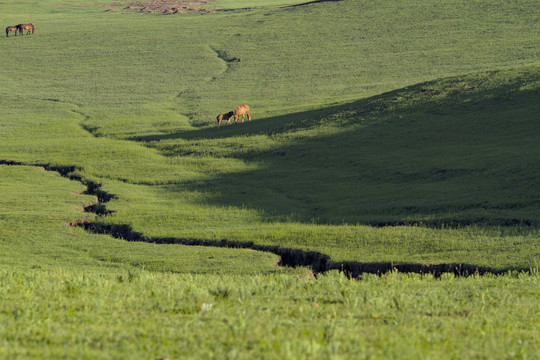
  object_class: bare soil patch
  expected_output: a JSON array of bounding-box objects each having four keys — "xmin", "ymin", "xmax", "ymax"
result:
[{"xmin": 122, "ymin": 0, "xmax": 214, "ymax": 14}]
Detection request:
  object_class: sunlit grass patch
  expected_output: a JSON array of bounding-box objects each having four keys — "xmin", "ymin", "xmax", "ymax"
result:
[{"xmin": 1, "ymin": 268, "xmax": 538, "ymax": 359}]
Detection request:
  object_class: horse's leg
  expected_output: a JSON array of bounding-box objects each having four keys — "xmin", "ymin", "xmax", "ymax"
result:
[{"xmin": 247, "ymin": 110, "xmax": 251, "ymax": 121}]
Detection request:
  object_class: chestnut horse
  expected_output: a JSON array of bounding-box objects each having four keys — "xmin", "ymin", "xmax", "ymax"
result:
[
  {"xmin": 17, "ymin": 23, "xmax": 35, "ymax": 35},
  {"xmin": 234, "ymin": 104, "xmax": 251, "ymax": 123},
  {"xmin": 5, "ymin": 26, "xmax": 18, "ymax": 37},
  {"xmin": 216, "ymin": 111, "xmax": 234, "ymax": 126}
]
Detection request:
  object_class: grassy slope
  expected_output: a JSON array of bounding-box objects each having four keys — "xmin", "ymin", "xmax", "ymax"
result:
[
  {"xmin": 149, "ymin": 66, "xmax": 540, "ymax": 226},
  {"xmin": 1, "ymin": 0, "xmax": 539, "ymax": 269},
  {"xmin": 1, "ymin": 1, "xmax": 540, "ymax": 357},
  {"xmin": 2, "ymin": 0, "xmax": 539, "ymax": 123},
  {"xmin": 0, "ymin": 165, "xmax": 297, "ymax": 275},
  {"xmin": 101, "ymin": 66, "xmax": 539, "ymax": 270}
]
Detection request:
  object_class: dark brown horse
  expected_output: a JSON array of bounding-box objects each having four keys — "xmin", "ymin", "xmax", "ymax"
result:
[
  {"xmin": 234, "ymin": 104, "xmax": 251, "ymax": 123},
  {"xmin": 217, "ymin": 111, "xmax": 234, "ymax": 126},
  {"xmin": 5, "ymin": 26, "xmax": 18, "ymax": 37},
  {"xmin": 17, "ymin": 23, "xmax": 35, "ymax": 35}
]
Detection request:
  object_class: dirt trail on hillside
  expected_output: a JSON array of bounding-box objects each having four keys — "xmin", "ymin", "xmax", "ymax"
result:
[
  {"xmin": 111, "ymin": 0, "xmax": 342, "ymax": 14},
  {"xmin": 122, "ymin": 0, "xmax": 214, "ymax": 14}
]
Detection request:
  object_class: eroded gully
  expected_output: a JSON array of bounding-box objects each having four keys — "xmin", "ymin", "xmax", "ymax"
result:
[{"xmin": 1, "ymin": 160, "xmax": 514, "ymax": 278}]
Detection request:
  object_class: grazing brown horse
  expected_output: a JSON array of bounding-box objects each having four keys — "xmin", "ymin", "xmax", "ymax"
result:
[
  {"xmin": 217, "ymin": 111, "xmax": 234, "ymax": 126},
  {"xmin": 234, "ymin": 104, "xmax": 251, "ymax": 123},
  {"xmin": 17, "ymin": 23, "xmax": 35, "ymax": 35},
  {"xmin": 6, "ymin": 26, "xmax": 18, "ymax": 37}
]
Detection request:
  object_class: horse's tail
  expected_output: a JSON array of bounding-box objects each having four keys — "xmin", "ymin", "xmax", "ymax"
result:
[
  {"xmin": 5, "ymin": 27, "xmax": 8, "ymax": 37},
  {"xmin": 31, "ymin": 24, "xmax": 35, "ymax": 34}
]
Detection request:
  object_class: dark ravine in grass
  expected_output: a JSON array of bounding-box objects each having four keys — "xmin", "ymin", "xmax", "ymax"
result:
[
  {"xmin": 283, "ymin": 0, "xmax": 343, "ymax": 7},
  {"xmin": 368, "ymin": 218, "xmax": 534, "ymax": 228},
  {"xmin": 0, "ymin": 160, "xmax": 116, "ymax": 211},
  {"xmin": 78, "ymin": 220, "xmax": 508, "ymax": 278},
  {"xmin": 0, "ymin": 159, "xmax": 517, "ymax": 278}
]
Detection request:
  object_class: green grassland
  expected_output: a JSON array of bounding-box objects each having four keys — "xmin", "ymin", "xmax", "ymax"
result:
[
  {"xmin": 1, "ymin": 0, "xmax": 540, "ymax": 358},
  {"xmin": 0, "ymin": 164, "xmax": 298, "ymax": 274},
  {"xmin": 2, "ymin": 268, "xmax": 538, "ymax": 359}
]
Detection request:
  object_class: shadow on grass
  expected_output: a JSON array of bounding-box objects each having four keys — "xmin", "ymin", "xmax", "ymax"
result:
[
  {"xmin": 130, "ymin": 66, "xmax": 540, "ymax": 145},
  {"xmin": 3, "ymin": 68, "xmax": 539, "ymax": 275},
  {"xmin": 156, "ymin": 69, "xmax": 540, "ymax": 227},
  {"xmin": 127, "ymin": 102, "xmax": 352, "ymax": 142},
  {"xmin": 2, "ymin": 159, "xmax": 532, "ymax": 276}
]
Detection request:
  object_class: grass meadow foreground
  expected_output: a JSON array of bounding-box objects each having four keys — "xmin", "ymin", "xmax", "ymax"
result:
[
  {"xmin": 1, "ymin": 0, "xmax": 539, "ymax": 358},
  {"xmin": 2, "ymin": 268, "xmax": 538, "ymax": 359}
]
